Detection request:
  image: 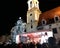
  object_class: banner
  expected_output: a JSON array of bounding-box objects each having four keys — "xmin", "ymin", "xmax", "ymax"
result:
[{"xmin": 16, "ymin": 30, "xmax": 53, "ymax": 44}]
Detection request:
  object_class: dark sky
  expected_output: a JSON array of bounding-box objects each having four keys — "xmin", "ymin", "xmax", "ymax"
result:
[{"xmin": 0, "ymin": 0, "xmax": 60, "ymax": 35}]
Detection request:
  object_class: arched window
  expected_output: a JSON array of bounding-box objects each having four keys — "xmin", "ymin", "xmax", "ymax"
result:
[
  {"xmin": 31, "ymin": 20, "xmax": 33, "ymax": 29},
  {"xmin": 30, "ymin": 1, "xmax": 32, "ymax": 7},
  {"xmin": 41, "ymin": 19, "xmax": 46, "ymax": 25},
  {"xmin": 35, "ymin": 2, "xmax": 37, "ymax": 6},
  {"xmin": 54, "ymin": 15, "xmax": 59, "ymax": 22}
]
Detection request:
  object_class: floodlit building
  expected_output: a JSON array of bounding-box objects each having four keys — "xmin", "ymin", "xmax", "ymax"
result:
[
  {"xmin": 11, "ymin": 0, "xmax": 60, "ymax": 43},
  {"xmin": 26, "ymin": 0, "xmax": 60, "ymax": 41},
  {"xmin": 26, "ymin": 0, "xmax": 41, "ymax": 32},
  {"xmin": 38, "ymin": 7, "xmax": 60, "ymax": 41}
]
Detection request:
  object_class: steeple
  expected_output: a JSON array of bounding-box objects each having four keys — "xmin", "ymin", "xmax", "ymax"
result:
[
  {"xmin": 27, "ymin": 0, "xmax": 39, "ymax": 10},
  {"xmin": 26, "ymin": 0, "xmax": 41, "ymax": 32}
]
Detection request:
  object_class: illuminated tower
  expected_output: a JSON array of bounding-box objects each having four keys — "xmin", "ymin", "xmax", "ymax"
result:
[{"xmin": 26, "ymin": 0, "xmax": 41, "ymax": 32}]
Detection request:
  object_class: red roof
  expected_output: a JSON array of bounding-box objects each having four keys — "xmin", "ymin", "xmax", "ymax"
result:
[{"xmin": 38, "ymin": 6, "xmax": 60, "ymax": 26}]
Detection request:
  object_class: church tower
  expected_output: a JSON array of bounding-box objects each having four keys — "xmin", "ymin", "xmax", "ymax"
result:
[{"xmin": 26, "ymin": 0, "xmax": 41, "ymax": 32}]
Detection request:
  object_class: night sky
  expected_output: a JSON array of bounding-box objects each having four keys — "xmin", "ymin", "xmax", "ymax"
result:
[{"xmin": 0, "ymin": 0, "xmax": 60, "ymax": 35}]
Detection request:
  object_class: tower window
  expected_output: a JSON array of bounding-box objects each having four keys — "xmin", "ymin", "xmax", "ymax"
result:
[
  {"xmin": 30, "ymin": 14, "xmax": 32, "ymax": 16},
  {"xmin": 30, "ymin": 1, "xmax": 32, "ymax": 4},
  {"xmin": 31, "ymin": 25, "xmax": 33, "ymax": 28},
  {"xmin": 31, "ymin": 20, "xmax": 32, "ymax": 22},
  {"xmin": 30, "ymin": 1, "xmax": 32, "ymax": 7},
  {"xmin": 52, "ymin": 28, "xmax": 57, "ymax": 34},
  {"xmin": 31, "ymin": 20, "xmax": 33, "ymax": 29}
]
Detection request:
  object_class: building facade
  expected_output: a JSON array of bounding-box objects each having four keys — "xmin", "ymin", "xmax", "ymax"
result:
[
  {"xmin": 26, "ymin": 0, "xmax": 60, "ymax": 41},
  {"xmin": 26, "ymin": 0, "xmax": 41, "ymax": 32},
  {"xmin": 38, "ymin": 7, "xmax": 60, "ymax": 41},
  {"xmin": 10, "ymin": 0, "xmax": 60, "ymax": 43}
]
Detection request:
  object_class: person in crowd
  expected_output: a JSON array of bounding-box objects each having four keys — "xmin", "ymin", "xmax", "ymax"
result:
[
  {"xmin": 36, "ymin": 42, "xmax": 41, "ymax": 48},
  {"xmin": 26, "ymin": 42, "xmax": 30, "ymax": 48},
  {"xmin": 29, "ymin": 42, "xmax": 35, "ymax": 48},
  {"xmin": 57, "ymin": 40, "xmax": 60, "ymax": 48},
  {"xmin": 22, "ymin": 43, "xmax": 28, "ymax": 48},
  {"xmin": 48, "ymin": 37, "xmax": 58, "ymax": 48},
  {"xmin": 41, "ymin": 43, "xmax": 48, "ymax": 48},
  {"xmin": 18, "ymin": 42, "xmax": 23, "ymax": 48},
  {"xmin": 0, "ymin": 43, "xmax": 4, "ymax": 48}
]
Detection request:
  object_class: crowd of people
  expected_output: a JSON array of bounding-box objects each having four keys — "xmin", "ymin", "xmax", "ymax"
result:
[{"xmin": 0, "ymin": 37, "xmax": 60, "ymax": 48}]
